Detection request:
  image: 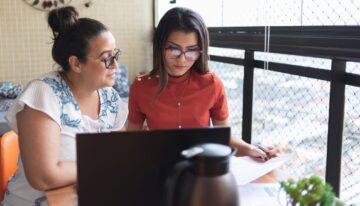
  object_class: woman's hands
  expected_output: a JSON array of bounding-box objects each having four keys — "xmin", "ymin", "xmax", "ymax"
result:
[
  {"xmin": 248, "ymin": 145, "xmax": 278, "ymax": 162},
  {"xmin": 230, "ymin": 137, "xmax": 279, "ymax": 161}
]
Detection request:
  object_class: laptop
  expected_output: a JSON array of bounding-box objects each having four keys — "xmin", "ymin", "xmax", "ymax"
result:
[{"xmin": 76, "ymin": 127, "xmax": 230, "ymax": 206}]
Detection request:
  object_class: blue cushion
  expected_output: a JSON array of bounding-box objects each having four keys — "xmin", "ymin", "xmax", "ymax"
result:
[
  {"xmin": 0, "ymin": 82, "xmax": 23, "ymax": 99},
  {"xmin": 113, "ymin": 65, "xmax": 129, "ymax": 98},
  {"xmin": 0, "ymin": 98, "xmax": 14, "ymax": 112}
]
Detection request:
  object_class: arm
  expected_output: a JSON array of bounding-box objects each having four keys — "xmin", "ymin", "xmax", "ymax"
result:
[
  {"xmin": 17, "ymin": 105, "xmax": 76, "ymax": 191},
  {"xmin": 127, "ymin": 121, "xmax": 144, "ymax": 131},
  {"xmin": 112, "ymin": 126, "xmax": 127, "ymax": 131},
  {"xmin": 212, "ymin": 118, "xmax": 269, "ymax": 160}
]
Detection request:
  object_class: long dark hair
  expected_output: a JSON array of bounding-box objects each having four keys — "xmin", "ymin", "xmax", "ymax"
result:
[
  {"xmin": 151, "ymin": 7, "xmax": 210, "ymax": 97},
  {"xmin": 48, "ymin": 6, "xmax": 108, "ymax": 72}
]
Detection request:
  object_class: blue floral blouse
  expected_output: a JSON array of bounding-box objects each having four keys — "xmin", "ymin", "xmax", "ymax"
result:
[{"xmin": 3, "ymin": 71, "xmax": 128, "ymax": 206}]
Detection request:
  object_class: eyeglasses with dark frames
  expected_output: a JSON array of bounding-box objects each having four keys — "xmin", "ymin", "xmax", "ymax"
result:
[
  {"xmin": 92, "ymin": 48, "xmax": 122, "ymax": 69},
  {"xmin": 165, "ymin": 47, "xmax": 202, "ymax": 61}
]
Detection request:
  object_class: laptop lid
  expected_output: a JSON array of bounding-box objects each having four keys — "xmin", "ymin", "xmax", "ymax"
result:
[{"xmin": 76, "ymin": 127, "xmax": 230, "ymax": 206}]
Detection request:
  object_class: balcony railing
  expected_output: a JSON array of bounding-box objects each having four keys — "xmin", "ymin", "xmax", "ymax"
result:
[{"xmin": 208, "ymin": 26, "xmax": 360, "ymax": 204}]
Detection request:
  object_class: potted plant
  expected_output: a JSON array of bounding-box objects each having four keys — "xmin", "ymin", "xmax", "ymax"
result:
[{"xmin": 280, "ymin": 175, "xmax": 345, "ymax": 206}]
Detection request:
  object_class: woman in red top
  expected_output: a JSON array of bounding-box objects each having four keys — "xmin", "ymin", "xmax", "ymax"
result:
[{"xmin": 128, "ymin": 7, "xmax": 275, "ymax": 159}]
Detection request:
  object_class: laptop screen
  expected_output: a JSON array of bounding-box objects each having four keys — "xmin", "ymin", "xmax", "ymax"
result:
[{"xmin": 76, "ymin": 127, "xmax": 230, "ymax": 206}]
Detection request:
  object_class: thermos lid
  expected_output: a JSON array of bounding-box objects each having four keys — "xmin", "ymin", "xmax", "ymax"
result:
[
  {"xmin": 181, "ymin": 143, "xmax": 234, "ymax": 176},
  {"xmin": 182, "ymin": 143, "xmax": 232, "ymax": 159}
]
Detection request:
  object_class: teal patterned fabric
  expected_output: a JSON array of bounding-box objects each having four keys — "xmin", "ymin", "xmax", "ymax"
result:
[
  {"xmin": 0, "ymin": 82, "xmax": 23, "ymax": 99},
  {"xmin": 0, "ymin": 98, "xmax": 14, "ymax": 112},
  {"xmin": 113, "ymin": 65, "xmax": 129, "ymax": 97}
]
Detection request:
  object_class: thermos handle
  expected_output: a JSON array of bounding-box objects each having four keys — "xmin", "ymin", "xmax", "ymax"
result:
[
  {"xmin": 164, "ymin": 160, "xmax": 192, "ymax": 206},
  {"xmin": 230, "ymin": 147, "xmax": 237, "ymax": 156}
]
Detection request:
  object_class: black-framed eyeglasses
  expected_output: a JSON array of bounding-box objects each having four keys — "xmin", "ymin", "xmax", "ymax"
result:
[
  {"xmin": 165, "ymin": 47, "xmax": 202, "ymax": 61},
  {"xmin": 93, "ymin": 48, "xmax": 122, "ymax": 69}
]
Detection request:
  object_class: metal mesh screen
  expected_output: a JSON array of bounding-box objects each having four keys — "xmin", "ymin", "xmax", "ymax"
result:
[
  {"xmin": 342, "ymin": 62, "xmax": 360, "ymax": 204},
  {"xmin": 158, "ymin": 0, "xmax": 360, "ymax": 26},
  {"xmin": 209, "ymin": 46, "xmax": 360, "ymax": 204},
  {"xmin": 167, "ymin": 0, "xmax": 360, "ymax": 203},
  {"xmin": 301, "ymin": 0, "xmax": 360, "ymax": 25},
  {"xmin": 251, "ymin": 67, "xmax": 330, "ymax": 180},
  {"xmin": 347, "ymin": 62, "xmax": 360, "ymax": 75},
  {"xmin": 209, "ymin": 50, "xmax": 360, "ymax": 205},
  {"xmin": 209, "ymin": 60, "xmax": 244, "ymax": 137},
  {"xmin": 255, "ymin": 52, "xmax": 331, "ymax": 70}
]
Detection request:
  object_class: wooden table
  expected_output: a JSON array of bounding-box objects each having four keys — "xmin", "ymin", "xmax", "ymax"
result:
[
  {"xmin": 251, "ymin": 171, "xmax": 278, "ymax": 183},
  {"xmin": 45, "ymin": 184, "xmax": 77, "ymax": 206},
  {"xmin": 45, "ymin": 171, "xmax": 280, "ymax": 206}
]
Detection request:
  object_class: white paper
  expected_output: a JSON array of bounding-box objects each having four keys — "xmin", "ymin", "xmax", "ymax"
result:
[
  {"xmin": 239, "ymin": 183, "xmax": 287, "ymax": 206},
  {"xmin": 230, "ymin": 154, "xmax": 293, "ymax": 185}
]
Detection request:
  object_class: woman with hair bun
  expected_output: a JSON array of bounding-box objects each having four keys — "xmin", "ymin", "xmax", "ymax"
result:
[{"xmin": 2, "ymin": 6, "xmax": 127, "ymax": 205}]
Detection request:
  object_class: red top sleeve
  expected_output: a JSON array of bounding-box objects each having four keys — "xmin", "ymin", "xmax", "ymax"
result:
[{"xmin": 210, "ymin": 74, "xmax": 229, "ymax": 121}]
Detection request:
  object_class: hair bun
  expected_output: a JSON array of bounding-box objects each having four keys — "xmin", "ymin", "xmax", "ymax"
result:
[{"xmin": 48, "ymin": 6, "xmax": 79, "ymax": 37}]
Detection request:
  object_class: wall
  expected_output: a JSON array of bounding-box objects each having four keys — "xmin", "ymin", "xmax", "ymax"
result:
[{"xmin": 0, "ymin": 0, "xmax": 153, "ymax": 85}]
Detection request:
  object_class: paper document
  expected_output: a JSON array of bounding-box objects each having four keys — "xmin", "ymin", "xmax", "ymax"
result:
[
  {"xmin": 230, "ymin": 154, "xmax": 293, "ymax": 185},
  {"xmin": 239, "ymin": 183, "xmax": 287, "ymax": 206}
]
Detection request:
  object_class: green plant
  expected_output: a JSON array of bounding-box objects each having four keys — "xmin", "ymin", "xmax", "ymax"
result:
[{"xmin": 280, "ymin": 175, "xmax": 345, "ymax": 206}]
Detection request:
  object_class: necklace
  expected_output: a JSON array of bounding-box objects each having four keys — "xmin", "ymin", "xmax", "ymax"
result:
[{"xmin": 169, "ymin": 71, "xmax": 192, "ymax": 128}]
